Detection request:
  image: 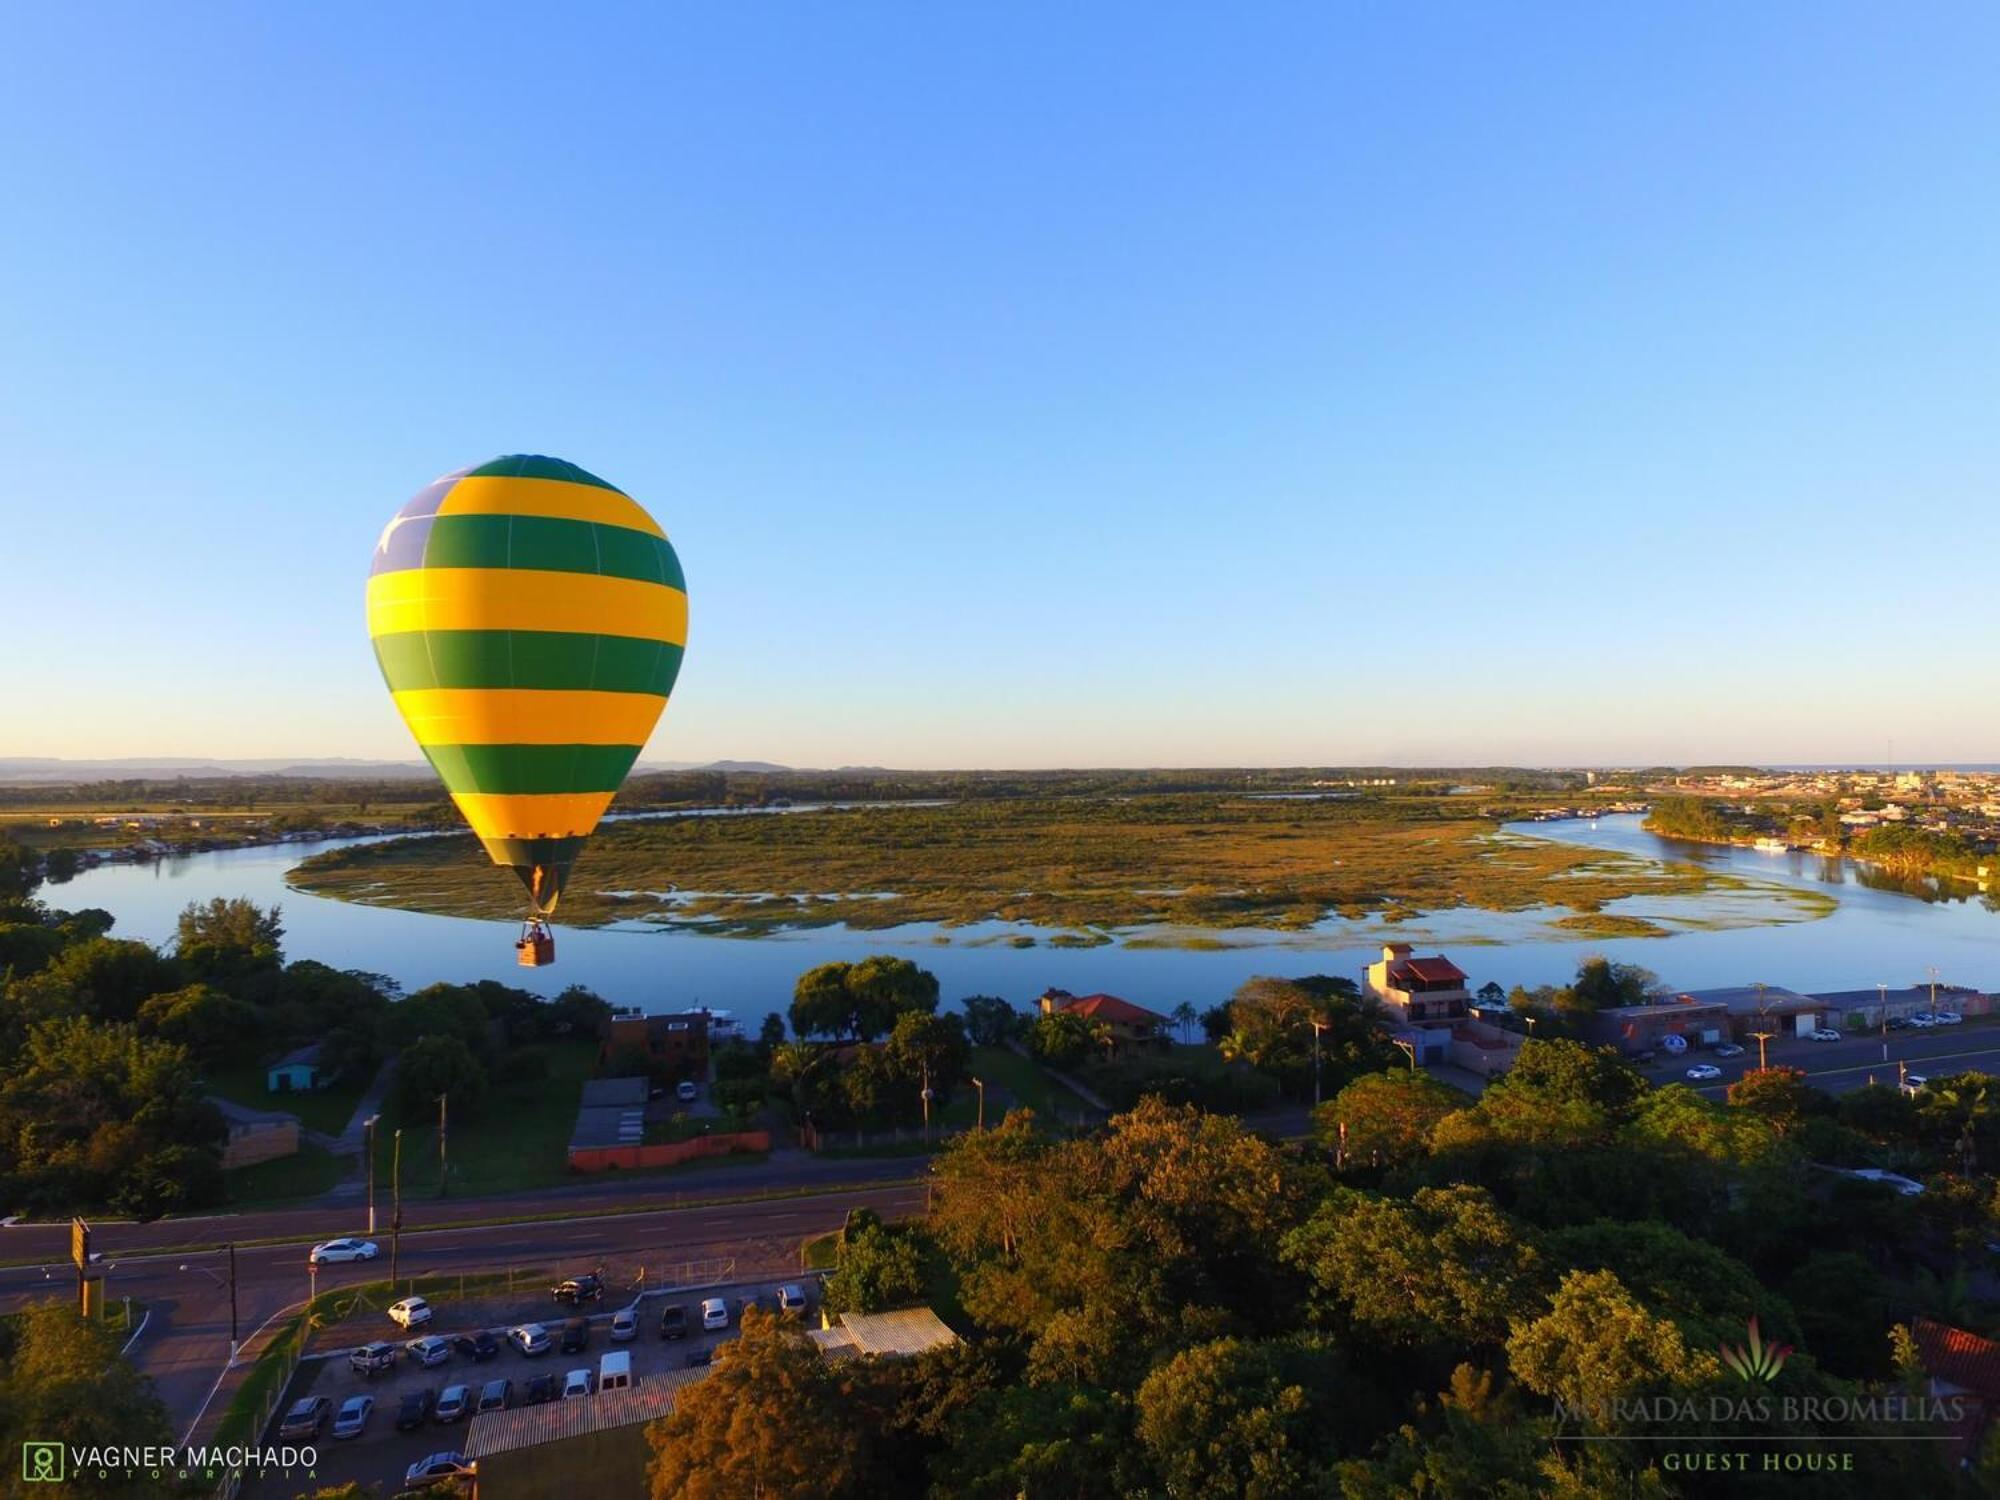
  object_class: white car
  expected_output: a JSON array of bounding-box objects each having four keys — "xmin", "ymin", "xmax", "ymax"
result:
[
  {"xmin": 1934, "ymin": 1011, "xmax": 1963, "ymax": 1026},
  {"xmin": 508, "ymin": 1323, "xmax": 552, "ymax": 1356},
  {"xmin": 1713, "ymin": 1043, "xmax": 1746, "ymax": 1058},
  {"xmin": 1685, "ymin": 1064, "xmax": 1723, "ymax": 1081},
  {"xmin": 388, "ymin": 1295, "xmax": 434, "ymax": 1329},
  {"xmin": 776, "ymin": 1283, "xmax": 808, "ymax": 1317},
  {"xmin": 700, "ymin": 1296, "xmax": 729, "ymax": 1332},
  {"xmin": 561, "ymin": 1367, "xmax": 594, "ymax": 1399},
  {"xmin": 405, "ymin": 1453, "xmax": 474, "ymax": 1490},
  {"xmin": 1849, "ymin": 1168, "xmax": 1925, "ymax": 1197},
  {"xmin": 1809, "ymin": 1028, "xmax": 1843, "ymax": 1042},
  {"xmin": 1908, "ymin": 1013, "xmax": 1937, "ymax": 1028},
  {"xmin": 331, "ymin": 1394, "xmax": 374, "ymax": 1440},
  {"xmin": 610, "ymin": 1307, "xmax": 638, "ymax": 1342},
  {"xmin": 676, "ymin": 1080, "xmax": 699, "ymax": 1103},
  {"xmin": 1904, "ymin": 1075, "xmax": 1929, "ymax": 1093},
  {"xmin": 406, "ymin": 1335, "xmax": 451, "ymax": 1367},
  {"xmin": 309, "ymin": 1237, "xmax": 379, "ymax": 1266}
]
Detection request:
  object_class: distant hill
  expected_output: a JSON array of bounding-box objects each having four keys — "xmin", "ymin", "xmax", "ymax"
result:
[{"xmin": 0, "ymin": 756, "xmax": 796, "ymax": 784}]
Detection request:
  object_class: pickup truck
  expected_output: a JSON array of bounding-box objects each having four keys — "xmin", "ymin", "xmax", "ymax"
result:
[{"xmin": 551, "ymin": 1273, "xmax": 605, "ymax": 1306}]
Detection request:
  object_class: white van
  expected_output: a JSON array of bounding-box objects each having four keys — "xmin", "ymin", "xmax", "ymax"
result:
[{"xmin": 598, "ymin": 1350, "xmax": 633, "ymax": 1393}]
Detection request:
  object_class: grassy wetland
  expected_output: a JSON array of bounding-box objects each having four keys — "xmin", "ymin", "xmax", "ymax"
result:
[{"xmin": 285, "ymin": 783, "xmax": 1813, "ymax": 940}]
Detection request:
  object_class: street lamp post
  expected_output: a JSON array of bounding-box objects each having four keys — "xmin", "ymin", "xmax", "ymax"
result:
[
  {"xmin": 437, "ymin": 1093, "xmax": 449, "ymax": 1199},
  {"xmin": 364, "ymin": 1113, "xmax": 381, "ymax": 1236},
  {"xmin": 1310, "ymin": 1018, "xmax": 1327, "ymax": 1107},
  {"xmin": 389, "ymin": 1127, "xmax": 403, "ymax": 1287},
  {"xmin": 920, "ymin": 1062, "xmax": 934, "ymax": 1142},
  {"xmin": 970, "ymin": 1077, "xmax": 985, "ymax": 1132},
  {"xmin": 1749, "ymin": 1029, "xmax": 1776, "ymax": 1072},
  {"xmin": 179, "ymin": 1246, "xmax": 240, "ymax": 1361},
  {"xmin": 1879, "ymin": 983, "xmax": 1889, "ymax": 1064}
]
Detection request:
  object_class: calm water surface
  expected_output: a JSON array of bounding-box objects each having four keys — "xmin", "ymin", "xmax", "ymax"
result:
[{"xmin": 42, "ymin": 814, "xmax": 2000, "ymax": 1015}]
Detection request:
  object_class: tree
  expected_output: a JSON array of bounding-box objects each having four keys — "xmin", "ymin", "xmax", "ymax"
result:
[
  {"xmin": 1170, "ymin": 1000, "xmax": 1199, "ymax": 1043},
  {"xmin": 1283, "ymin": 1184, "xmax": 1542, "ymax": 1348},
  {"xmin": 1506, "ymin": 1268, "xmax": 1723, "ymax": 1416},
  {"xmin": 885, "ymin": 1011, "xmax": 971, "ymax": 1108},
  {"xmin": 0, "ymin": 1300, "xmax": 175, "ymax": 1497},
  {"xmin": 1725, "ymin": 1067, "xmax": 1820, "ymax": 1137},
  {"xmin": 960, "ymin": 995, "xmax": 1019, "ymax": 1047},
  {"xmin": 757, "ymin": 1012, "xmax": 786, "ymax": 1055},
  {"xmin": 822, "ymin": 1219, "xmax": 928, "ymax": 1314},
  {"xmin": 789, "ymin": 957, "xmax": 939, "ymax": 1042},
  {"xmin": 0, "ymin": 837, "xmax": 42, "ymax": 902},
  {"xmin": 39, "ymin": 937, "xmax": 180, "ymax": 1022},
  {"xmin": 174, "ymin": 897, "xmax": 284, "ymax": 979},
  {"xmin": 392, "ymin": 981, "xmax": 498, "ymax": 1058},
  {"xmin": 136, "ymin": 982, "xmax": 261, "ymax": 1065},
  {"xmin": 1028, "ymin": 1010, "xmax": 1097, "ymax": 1069},
  {"xmin": 1317, "ymin": 1069, "xmax": 1464, "ymax": 1169},
  {"xmin": 647, "ymin": 1308, "xmax": 866, "ymax": 1498},
  {"xmin": 1569, "ymin": 958, "xmax": 1661, "ymax": 1013},
  {"xmin": 1221, "ymin": 976, "xmax": 1397, "ymax": 1097},
  {"xmin": 393, "ymin": 1035, "xmax": 487, "ymax": 1118},
  {"xmin": 1476, "ymin": 981, "xmax": 1507, "ymax": 1007},
  {"xmin": 1135, "ymin": 1336, "xmax": 1357, "ymax": 1499}
]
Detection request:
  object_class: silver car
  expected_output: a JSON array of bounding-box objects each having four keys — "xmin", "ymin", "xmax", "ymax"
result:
[{"xmin": 331, "ymin": 1394, "xmax": 373, "ymax": 1439}]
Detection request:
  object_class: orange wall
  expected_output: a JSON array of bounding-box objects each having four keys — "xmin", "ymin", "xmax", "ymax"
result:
[{"xmin": 567, "ymin": 1130, "xmax": 769, "ymax": 1174}]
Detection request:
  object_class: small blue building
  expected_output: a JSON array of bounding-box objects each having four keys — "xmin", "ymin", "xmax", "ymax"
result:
[{"xmin": 266, "ymin": 1043, "xmax": 324, "ymax": 1093}]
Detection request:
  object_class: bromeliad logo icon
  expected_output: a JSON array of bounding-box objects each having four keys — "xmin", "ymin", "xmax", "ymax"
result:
[
  {"xmin": 1718, "ymin": 1317, "xmax": 1793, "ymax": 1382},
  {"xmin": 22, "ymin": 1441, "xmax": 64, "ymax": 1483}
]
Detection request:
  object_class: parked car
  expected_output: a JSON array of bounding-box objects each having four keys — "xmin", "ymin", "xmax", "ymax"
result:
[
  {"xmin": 777, "ymin": 1284, "xmax": 809, "ymax": 1318},
  {"xmin": 560, "ymin": 1317, "xmax": 590, "ymax": 1353},
  {"xmin": 1630, "ymin": 1049, "xmax": 1657, "ymax": 1064},
  {"xmin": 676, "ymin": 1080, "xmax": 699, "ymax": 1103},
  {"xmin": 552, "ymin": 1273, "xmax": 605, "ymax": 1306},
  {"xmin": 562, "ymin": 1368, "xmax": 594, "ymax": 1399},
  {"xmin": 1809, "ymin": 1028, "xmax": 1843, "ymax": 1042},
  {"xmin": 405, "ymin": 1453, "xmax": 475, "ymax": 1490},
  {"xmin": 387, "ymin": 1295, "xmax": 434, "ymax": 1329},
  {"xmin": 434, "ymin": 1384, "xmax": 473, "ymax": 1423},
  {"xmin": 508, "ymin": 1323, "xmax": 552, "ymax": 1356},
  {"xmin": 395, "ymin": 1388, "xmax": 435, "ymax": 1431},
  {"xmin": 309, "ymin": 1237, "xmax": 379, "ymax": 1266},
  {"xmin": 1886, "ymin": 1016, "xmax": 1911, "ymax": 1030},
  {"xmin": 660, "ymin": 1303, "xmax": 689, "ymax": 1340},
  {"xmin": 1934, "ymin": 1011, "xmax": 1964, "ymax": 1026},
  {"xmin": 1909, "ymin": 1013, "xmax": 1938, "ymax": 1028},
  {"xmin": 406, "ymin": 1335, "xmax": 451, "ymax": 1368},
  {"xmin": 348, "ymin": 1341, "xmax": 398, "ymax": 1377},
  {"xmin": 610, "ymin": 1307, "xmax": 638, "ymax": 1342},
  {"xmin": 477, "ymin": 1378, "xmax": 512, "ymax": 1414},
  {"xmin": 1905, "ymin": 1074, "xmax": 1930, "ymax": 1093},
  {"xmin": 332, "ymin": 1394, "xmax": 374, "ymax": 1439},
  {"xmin": 278, "ymin": 1395, "xmax": 332, "ymax": 1440},
  {"xmin": 453, "ymin": 1330, "xmax": 500, "ymax": 1362},
  {"xmin": 524, "ymin": 1372, "xmax": 559, "ymax": 1405},
  {"xmin": 1713, "ymin": 1043, "xmax": 1746, "ymax": 1058},
  {"xmin": 1684, "ymin": 1064, "xmax": 1723, "ymax": 1082},
  {"xmin": 701, "ymin": 1297, "xmax": 729, "ymax": 1332}
]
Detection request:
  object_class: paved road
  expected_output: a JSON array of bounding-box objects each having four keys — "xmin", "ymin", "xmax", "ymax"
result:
[
  {"xmin": 1637, "ymin": 1017, "xmax": 2000, "ymax": 1097},
  {"xmin": 0, "ymin": 1172, "xmax": 926, "ymax": 1436}
]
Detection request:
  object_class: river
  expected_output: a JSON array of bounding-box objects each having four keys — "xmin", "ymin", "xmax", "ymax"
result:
[{"xmin": 40, "ymin": 814, "xmax": 2000, "ymax": 1016}]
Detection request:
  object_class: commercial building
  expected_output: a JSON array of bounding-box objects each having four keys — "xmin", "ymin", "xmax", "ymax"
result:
[
  {"xmin": 598, "ymin": 1006, "xmax": 711, "ymax": 1079},
  {"xmin": 1808, "ymin": 984, "xmax": 1989, "ymax": 1029},
  {"xmin": 1586, "ymin": 996, "xmax": 1734, "ymax": 1056}
]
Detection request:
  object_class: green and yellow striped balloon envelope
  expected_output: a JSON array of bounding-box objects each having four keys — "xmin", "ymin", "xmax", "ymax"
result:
[{"xmin": 367, "ymin": 455, "xmax": 686, "ymax": 928}]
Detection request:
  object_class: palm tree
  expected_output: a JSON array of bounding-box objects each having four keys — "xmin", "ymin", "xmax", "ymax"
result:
[{"xmin": 1170, "ymin": 1002, "xmax": 1198, "ymax": 1044}]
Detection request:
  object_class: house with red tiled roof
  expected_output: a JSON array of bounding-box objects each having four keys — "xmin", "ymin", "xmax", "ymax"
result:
[
  {"xmin": 1037, "ymin": 989, "xmax": 1169, "ymax": 1051},
  {"xmin": 1364, "ymin": 944, "xmax": 1470, "ymax": 1063},
  {"xmin": 1913, "ymin": 1318, "xmax": 2000, "ymax": 1464}
]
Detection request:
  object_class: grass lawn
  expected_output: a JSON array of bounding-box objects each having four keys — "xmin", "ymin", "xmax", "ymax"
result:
[
  {"xmin": 202, "ymin": 1059, "xmax": 370, "ymax": 1137},
  {"xmin": 224, "ymin": 1143, "xmax": 350, "ymax": 1207},
  {"xmin": 970, "ymin": 1045, "xmax": 1095, "ymax": 1121},
  {"xmin": 372, "ymin": 1039, "xmax": 597, "ymax": 1196}
]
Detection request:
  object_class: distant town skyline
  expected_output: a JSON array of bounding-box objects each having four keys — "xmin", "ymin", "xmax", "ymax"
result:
[{"xmin": 6, "ymin": 6, "xmax": 1996, "ymax": 768}]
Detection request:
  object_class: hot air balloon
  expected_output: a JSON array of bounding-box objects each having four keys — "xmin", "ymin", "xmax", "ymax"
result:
[{"xmin": 367, "ymin": 455, "xmax": 686, "ymax": 966}]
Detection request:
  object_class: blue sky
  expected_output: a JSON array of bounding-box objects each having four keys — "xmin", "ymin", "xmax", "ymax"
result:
[{"xmin": 4, "ymin": 4, "xmax": 1996, "ymax": 768}]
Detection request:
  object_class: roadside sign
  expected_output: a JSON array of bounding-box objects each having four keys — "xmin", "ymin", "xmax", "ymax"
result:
[{"xmin": 70, "ymin": 1218, "xmax": 89, "ymax": 1272}]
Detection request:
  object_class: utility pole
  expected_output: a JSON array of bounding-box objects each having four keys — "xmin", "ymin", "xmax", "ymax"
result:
[
  {"xmin": 1879, "ymin": 983, "xmax": 1889, "ymax": 1064},
  {"xmin": 1929, "ymin": 965, "xmax": 1941, "ymax": 1016},
  {"xmin": 227, "ymin": 1243, "xmax": 239, "ymax": 1359},
  {"xmin": 364, "ymin": 1114, "xmax": 380, "ymax": 1236},
  {"xmin": 970, "ymin": 1077, "xmax": 985, "ymax": 1132},
  {"xmin": 437, "ymin": 1093, "xmax": 449, "ymax": 1199},
  {"xmin": 1310, "ymin": 1018, "xmax": 1326, "ymax": 1106},
  {"xmin": 389, "ymin": 1128, "xmax": 403, "ymax": 1286},
  {"xmin": 920, "ymin": 1063, "xmax": 933, "ymax": 1142}
]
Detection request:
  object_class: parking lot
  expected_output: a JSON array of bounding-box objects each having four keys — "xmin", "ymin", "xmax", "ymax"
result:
[{"xmin": 243, "ymin": 1275, "xmax": 818, "ymax": 1499}]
